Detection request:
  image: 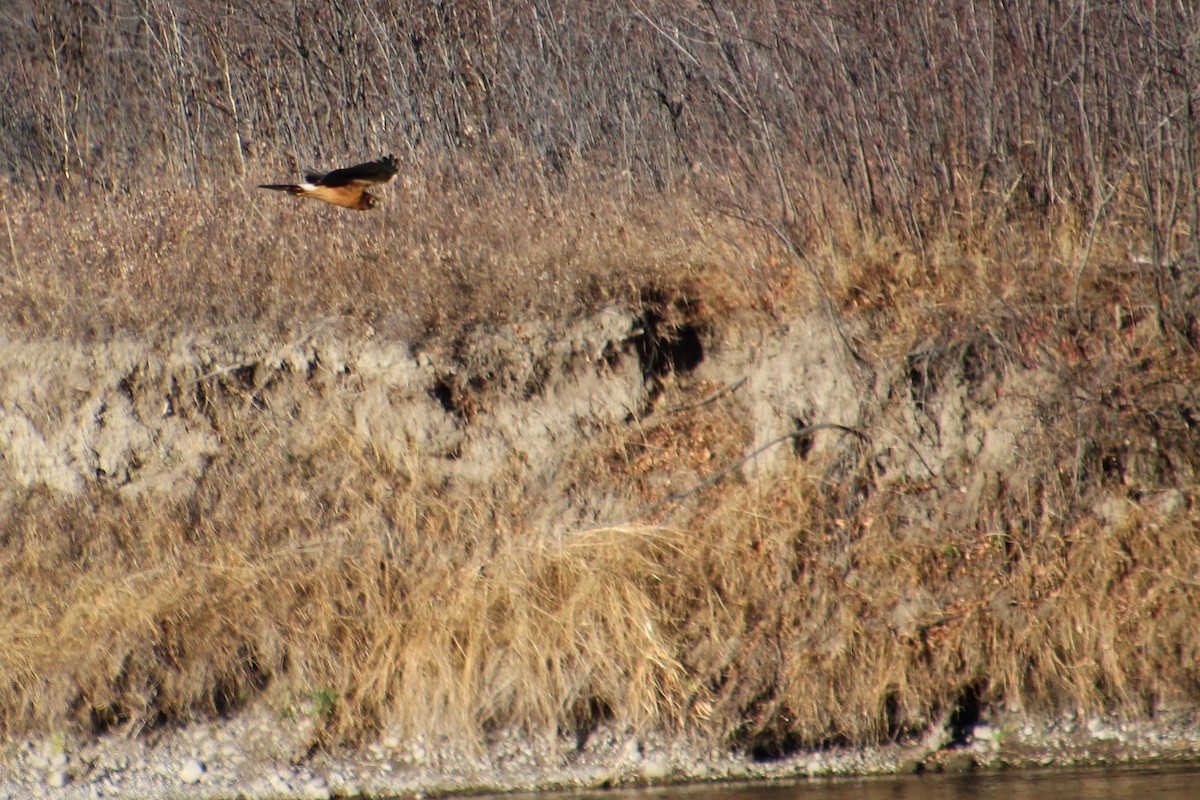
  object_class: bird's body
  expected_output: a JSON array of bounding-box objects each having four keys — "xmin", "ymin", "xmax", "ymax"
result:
[{"xmin": 259, "ymin": 155, "xmax": 398, "ymax": 211}]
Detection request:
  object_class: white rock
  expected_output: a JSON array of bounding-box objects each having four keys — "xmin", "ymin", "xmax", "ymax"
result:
[
  {"xmin": 639, "ymin": 757, "xmax": 671, "ymax": 781},
  {"xmin": 301, "ymin": 777, "xmax": 332, "ymax": 800},
  {"xmin": 178, "ymin": 758, "xmax": 205, "ymax": 784},
  {"xmin": 973, "ymin": 724, "xmax": 997, "ymax": 742},
  {"xmin": 1087, "ymin": 717, "xmax": 1119, "ymax": 741},
  {"xmin": 246, "ymin": 777, "xmax": 276, "ymax": 797},
  {"xmin": 47, "ymin": 769, "xmax": 70, "ymax": 788},
  {"xmin": 268, "ymin": 771, "xmax": 293, "ymax": 794},
  {"xmin": 328, "ymin": 773, "xmax": 360, "ymax": 797}
]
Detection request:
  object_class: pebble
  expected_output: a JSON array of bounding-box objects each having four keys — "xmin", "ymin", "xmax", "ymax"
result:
[
  {"xmin": 301, "ymin": 777, "xmax": 332, "ymax": 800},
  {"xmin": 334, "ymin": 779, "xmax": 363, "ymax": 798},
  {"xmin": 3, "ymin": 708, "xmax": 1200, "ymax": 798},
  {"xmin": 268, "ymin": 770, "xmax": 293, "ymax": 794},
  {"xmin": 973, "ymin": 724, "xmax": 997, "ymax": 742},
  {"xmin": 178, "ymin": 758, "xmax": 205, "ymax": 784},
  {"xmin": 639, "ymin": 756, "xmax": 671, "ymax": 781},
  {"xmin": 1086, "ymin": 718, "xmax": 1121, "ymax": 742}
]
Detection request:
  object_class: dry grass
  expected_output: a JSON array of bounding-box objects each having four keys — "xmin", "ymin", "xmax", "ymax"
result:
[
  {"xmin": 0, "ymin": 160, "xmax": 762, "ymax": 343},
  {"xmin": 2, "ymin": 0, "xmax": 1200, "ymax": 757},
  {"xmin": 4, "ymin": 153, "xmax": 1200, "ymax": 750},
  {"xmin": 0, "ymin": 420, "xmax": 692, "ymax": 743},
  {"xmin": 2, "ymin": 221, "xmax": 1199, "ymax": 753}
]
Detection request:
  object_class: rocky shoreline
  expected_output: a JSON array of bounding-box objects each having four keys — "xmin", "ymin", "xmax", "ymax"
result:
[{"xmin": 4, "ymin": 707, "xmax": 1200, "ymax": 799}]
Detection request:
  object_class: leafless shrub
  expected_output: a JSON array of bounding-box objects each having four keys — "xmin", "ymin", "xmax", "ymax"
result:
[{"xmin": 1, "ymin": 1, "xmax": 1196, "ymax": 339}]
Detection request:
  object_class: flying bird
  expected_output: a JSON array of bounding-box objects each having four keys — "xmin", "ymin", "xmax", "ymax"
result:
[{"xmin": 258, "ymin": 154, "xmax": 398, "ymax": 211}]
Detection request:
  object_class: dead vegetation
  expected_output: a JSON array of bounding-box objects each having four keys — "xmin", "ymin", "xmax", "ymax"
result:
[
  {"xmin": 3, "ymin": 318, "xmax": 1198, "ymax": 754},
  {"xmin": 0, "ymin": 0, "xmax": 1199, "ymax": 759}
]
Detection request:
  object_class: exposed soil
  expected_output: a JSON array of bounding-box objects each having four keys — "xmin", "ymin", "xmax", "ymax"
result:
[{"xmin": 1, "ymin": 298, "xmax": 1198, "ymax": 797}]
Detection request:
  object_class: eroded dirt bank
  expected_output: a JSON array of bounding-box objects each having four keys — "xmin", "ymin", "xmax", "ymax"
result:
[{"xmin": 1, "ymin": 300, "xmax": 1198, "ymax": 797}]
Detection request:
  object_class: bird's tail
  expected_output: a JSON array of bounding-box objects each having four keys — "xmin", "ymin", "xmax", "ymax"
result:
[{"xmin": 257, "ymin": 183, "xmax": 304, "ymax": 195}]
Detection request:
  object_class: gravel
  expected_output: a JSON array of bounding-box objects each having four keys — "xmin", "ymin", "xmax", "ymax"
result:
[{"xmin": 4, "ymin": 705, "xmax": 1200, "ymax": 799}]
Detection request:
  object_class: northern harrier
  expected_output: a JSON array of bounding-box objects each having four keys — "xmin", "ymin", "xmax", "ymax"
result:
[{"xmin": 258, "ymin": 154, "xmax": 398, "ymax": 211}]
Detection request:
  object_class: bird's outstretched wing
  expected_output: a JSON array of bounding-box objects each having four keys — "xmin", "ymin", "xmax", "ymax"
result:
[{"xmin": 306, "ymin": 155, "xmax": 399, "ymax": 188}]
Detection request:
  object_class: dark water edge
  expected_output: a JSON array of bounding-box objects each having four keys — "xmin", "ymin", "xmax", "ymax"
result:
[{"xmin": 468, "ymin": 765, "xmax": 1200, "ymax": 800}]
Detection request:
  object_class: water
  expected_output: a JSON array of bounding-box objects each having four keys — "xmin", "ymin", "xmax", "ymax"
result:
[{"xmin": 531, "ymin": 766, "xmax": 1200, "ymax": 800}]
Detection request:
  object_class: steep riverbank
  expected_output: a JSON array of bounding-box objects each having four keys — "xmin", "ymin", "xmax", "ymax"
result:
[
  {"xmin": 5, "ymin": 2, "xmax": 1200, "ymax": 795},
  {"xmin": 1, "ymin": 290, "xmax": 1198, "ymax": 796}
]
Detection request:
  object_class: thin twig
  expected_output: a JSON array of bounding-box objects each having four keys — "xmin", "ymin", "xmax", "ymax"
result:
[
  {"xmin": 659, "ymin": 376, "xmax": 747, "ymax": 416},
  {"xmin": 4, "ymin": 211, "xmax": 20, "ymax": 283}
]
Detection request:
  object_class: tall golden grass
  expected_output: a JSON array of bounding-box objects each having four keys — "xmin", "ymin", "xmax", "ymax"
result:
[{"xmin": 3, "ymin": 333, "xmax": 1198, "ymax": 750}]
